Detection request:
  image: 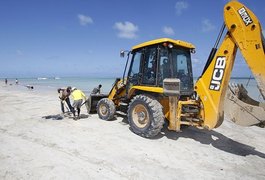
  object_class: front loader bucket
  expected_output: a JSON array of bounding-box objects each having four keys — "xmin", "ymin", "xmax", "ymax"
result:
[
  {"xmin": 89, "ymin": 94, "xmax": 108, "ymax": 113},
  {"xmin": 224, "ymin": 84, "xmax": 265, "ymax": 127}
]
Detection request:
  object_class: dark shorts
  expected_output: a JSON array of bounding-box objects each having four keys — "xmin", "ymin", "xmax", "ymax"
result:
[{"xmin": 73, "ymin": 99, "xmax": 83, "ymax": 108}]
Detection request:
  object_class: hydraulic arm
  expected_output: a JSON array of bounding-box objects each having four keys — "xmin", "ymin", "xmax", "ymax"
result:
[{"xmin": 195, "ymin": 1, "xmax": 265, "ymax": 129}]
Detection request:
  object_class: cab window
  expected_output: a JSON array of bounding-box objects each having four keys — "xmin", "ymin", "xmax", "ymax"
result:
[
  {"xmin": 128, "ymin": 50, "xmax": 143, "ymax": 85},
  {"xmin": 142, "ymin": 47, "xmax": 157, "ymax": 85}
]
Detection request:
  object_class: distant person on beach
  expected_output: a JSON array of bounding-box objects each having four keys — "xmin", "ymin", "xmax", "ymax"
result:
[
  {"xmin": 71, "ymin": 87, "xmax": 87, "ymax": 120},
  {"xmin": 26, "ymin": 85, "xmax": 34, "ymax": 90},
  {"xmin": 57, "ymin": 86, "xmax": 74, "ymax": 115},
  {"xmin": 5, "ymin": 78, "xmax": 7, "ymax": 85},
  {"xmin": 91, "ymin": 84, "xmax": 102, "ymax": 94},
  {"xmin": 15, "ymin": 78, "xmax": 18, "ymax": 85}
]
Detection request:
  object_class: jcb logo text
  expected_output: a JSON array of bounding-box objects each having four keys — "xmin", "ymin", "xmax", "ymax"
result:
[{"xmin": 209, "ymin": 57, "xmax": 226, "ymax": 91}]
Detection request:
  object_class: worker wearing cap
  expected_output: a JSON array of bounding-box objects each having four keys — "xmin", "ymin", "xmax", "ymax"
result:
[{"xmin": 71, "ymin": 87, "xmax": 87, "ymax": 120}]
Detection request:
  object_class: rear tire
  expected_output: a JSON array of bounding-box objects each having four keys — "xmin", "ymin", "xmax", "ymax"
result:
[
  {"xmin": 97, "ymin": 98, "xmax": 116, "ymax": 120},
  {"xmin": 127, "ymin": 95, "xmax": 164, "ymax": 138}
]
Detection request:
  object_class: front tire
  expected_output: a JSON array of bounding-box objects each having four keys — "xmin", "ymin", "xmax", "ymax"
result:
[
  {"xmin": 97, "ymin": 98, "xmax": 116, "ymax": 120},
  {"xmin": 127, "ymin": 95, "xmax": 164, "ymax": 138}
]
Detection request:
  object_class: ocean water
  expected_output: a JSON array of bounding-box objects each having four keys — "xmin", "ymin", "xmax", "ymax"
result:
[
  {"xmin": 1, "ymin": 77, "xmax": 116, "ymax": 94},
  {"xmin": 2, "ymin": 77, "xmax": 264, "ymax": 102}
]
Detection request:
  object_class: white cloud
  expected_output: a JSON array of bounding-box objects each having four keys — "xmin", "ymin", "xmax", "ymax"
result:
[
  {"xmin": 175, "ymin": 1, "xmax": 189, "ymax": 16},
  {"xmin": 113, "ymin": 21, "xmax": 139, "ymax": 39},
  {"xmin": 163, "ymin": 26, "xmax": 175, "ymax": 36},
  {"xmin": 201, "ymin": 19, "xmax": 216, "ymax": 32},
  {"xmin": 263, "ymin": 29, "xmax": 265, "ymax": 36},
  {"xmin": 77, "ymin": 14, "xmax": 93, "ymax": 26}
]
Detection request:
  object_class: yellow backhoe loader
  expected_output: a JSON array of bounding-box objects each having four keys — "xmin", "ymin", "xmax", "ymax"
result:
[{"xmin": 92, "ymin": 0, "xmax": 265, "ymax": 137}]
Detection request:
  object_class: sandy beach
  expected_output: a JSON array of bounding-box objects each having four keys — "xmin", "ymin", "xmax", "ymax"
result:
[{"xmin": 0, "ymin": 84, "xmax": 265, "ymax": 180}]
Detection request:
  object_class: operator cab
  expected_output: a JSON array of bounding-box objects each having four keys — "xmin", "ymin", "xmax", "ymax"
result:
[{"xmin": 126, "ymin": 38, "xmax": 195, "ymax": 96}]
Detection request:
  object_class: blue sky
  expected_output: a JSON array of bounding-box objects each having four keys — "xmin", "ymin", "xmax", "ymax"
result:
[{"xmin": 0, "ymin": 0, "xmax": 264, "ymax": 78}]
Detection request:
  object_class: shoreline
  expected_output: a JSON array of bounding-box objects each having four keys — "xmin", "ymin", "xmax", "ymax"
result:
[{"xmin": 1, "ymin": 76, "xmax": 263, "ymax": 102}]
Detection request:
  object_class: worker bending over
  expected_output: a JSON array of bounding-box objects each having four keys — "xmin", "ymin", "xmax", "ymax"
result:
[
  {"xmin": 71, "ymin": 87, "xmax": 87, "ymax": 120},
  {"xmin": 58, "ymin": 86, "xmax": 74, "ymax": 115}
]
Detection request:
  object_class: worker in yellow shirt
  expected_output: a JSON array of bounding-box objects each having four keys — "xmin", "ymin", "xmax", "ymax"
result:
[{"xmin": 71, "ymin": 87, "xmax": 87, "ymax": 120}]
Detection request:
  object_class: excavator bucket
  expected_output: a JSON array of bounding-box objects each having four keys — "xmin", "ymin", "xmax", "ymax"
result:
[{"xmin": 224, "ymin": 83, "xmax": 265, "ymax": 127}]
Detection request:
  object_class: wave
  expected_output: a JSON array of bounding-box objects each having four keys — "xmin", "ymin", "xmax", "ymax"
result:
[{"xmin": 37, "ymin": 77, "xmax": 48, "ymax": 80}]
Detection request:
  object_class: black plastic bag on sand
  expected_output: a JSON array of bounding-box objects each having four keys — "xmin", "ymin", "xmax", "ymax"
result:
[{"xmin": 42, "ymin": 114, "xmax": 63, "ymax": 120}]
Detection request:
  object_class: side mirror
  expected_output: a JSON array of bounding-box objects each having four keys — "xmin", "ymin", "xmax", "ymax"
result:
[
  {"xmin": 120, "ymin": 50, "xmax": 130, "ymax": 58},
  {"xmin": 120, "ymin": 50, "xmax": 125, "ymax": 58}
]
